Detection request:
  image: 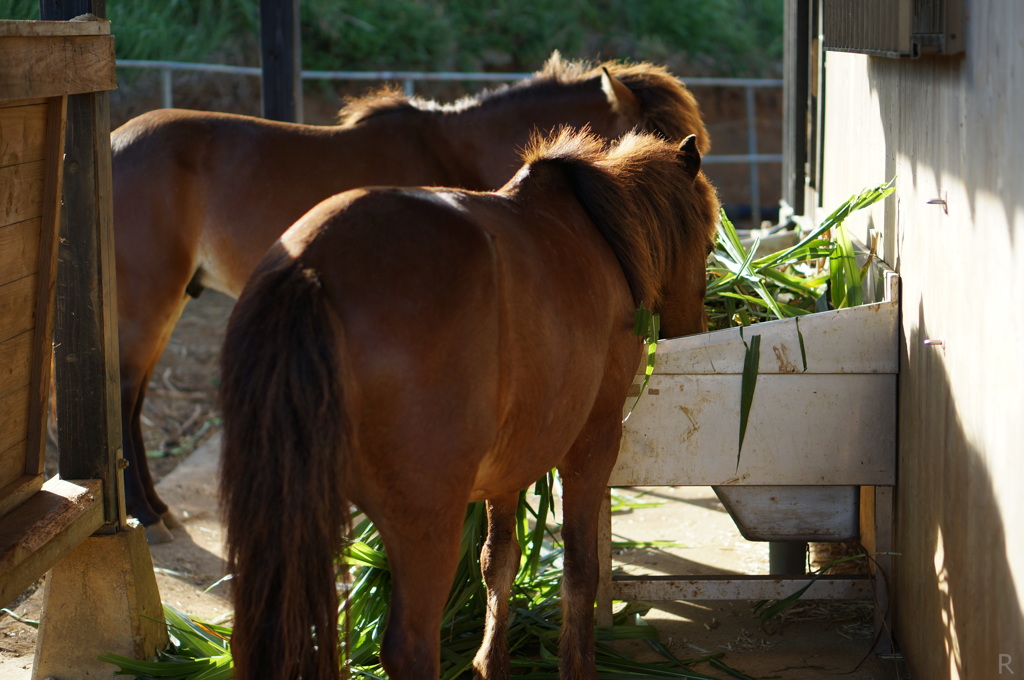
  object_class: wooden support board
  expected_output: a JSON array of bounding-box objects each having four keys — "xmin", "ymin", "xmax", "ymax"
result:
[
  {"xmin": 0, "ymin": 21, "xmax": 115, "ymax": 100},
  {"xmin": 0, "ymin": 18, "xmax": 122, "ymax": 612},
  {"xmin": 0, "ymin": 478, "xmax": 103, "ymax": 607},
  {"xmin": 0, "ymin": 95, "xmax": 66, "ymax": 523},
  {"xmin": 1, "ymin": 13, "xmax": 170, "ymax": 668}
]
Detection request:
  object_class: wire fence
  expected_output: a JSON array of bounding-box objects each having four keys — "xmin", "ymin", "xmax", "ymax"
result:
[{"xmin": 117, "ymin": 60, "xmax": 783, "ymax": 225}]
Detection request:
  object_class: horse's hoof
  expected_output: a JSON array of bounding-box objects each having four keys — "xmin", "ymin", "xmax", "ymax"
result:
[
  {"xmin": 145, "ymin": 520, "xmax": 175, "ymax": 544},
  {"xmin": 161, "ymin": 510, "xmax": 184, "ymax": 530}
]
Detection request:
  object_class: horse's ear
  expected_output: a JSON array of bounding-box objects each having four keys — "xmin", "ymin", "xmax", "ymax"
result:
[
  {"xmin": 601, "ymin": 67, "xmax": 641, "ymax": 120},
  {"xmin": 677, "ymin": 135, "xmax": 702, "ymax": 180}
]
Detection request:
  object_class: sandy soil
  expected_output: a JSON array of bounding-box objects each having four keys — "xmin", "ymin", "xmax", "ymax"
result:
[{"xmin": 0, "ymin": 294, "xmax": 904, "ymax": 679}]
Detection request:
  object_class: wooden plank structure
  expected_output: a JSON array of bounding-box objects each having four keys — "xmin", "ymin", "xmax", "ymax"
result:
[
  {"xmin": 0, "ymin": 15, "xmax": 166, "ymax": 677},
  {"xmin": 0, "ymin": 15, "xmax": 111, "ymax": 609}
]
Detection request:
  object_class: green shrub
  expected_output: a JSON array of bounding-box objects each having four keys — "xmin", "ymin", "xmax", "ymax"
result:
[{"xmin": 1, "ymin": 0, "xmax": 784, "ymax": 76}]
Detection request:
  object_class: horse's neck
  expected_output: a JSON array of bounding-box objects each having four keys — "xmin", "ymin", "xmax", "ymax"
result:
[
  {"xmin": 328, "ymin": 112, "xmax": 493, "ymax": 190},
  {"xmin": 425, "ymin": 113, "xmax": 518, "ymax": 191},
  {"xmin": 436, "ymin": 92, "xmax": 625, "ymax": 192},
  {"xmin": 434, "ymin": 104, "xmax": 567, "ymax": 191}
]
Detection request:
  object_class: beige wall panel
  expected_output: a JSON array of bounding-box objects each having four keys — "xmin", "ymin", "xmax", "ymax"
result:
[{"xmin": 817, "ymin": 2, "xmax": 1024, "ymax": 676}]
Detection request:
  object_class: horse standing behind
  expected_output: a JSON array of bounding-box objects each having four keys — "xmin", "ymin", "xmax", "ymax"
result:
[
  {"xmin": 219, "ymin": 128, "xmax": 720, "ymax": 680},
  {"xmin": 112, "ymin": 53, "xmax": 710, "ymax": 541}
]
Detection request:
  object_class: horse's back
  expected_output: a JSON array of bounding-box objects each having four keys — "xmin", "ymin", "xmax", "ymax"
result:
[
  {"xmin": 293, "ymin": 187, "xmax": 500, "ymax": 318},
  {"xmin": 111, "ymin": 110, "xmax": 249, "ymax": 223},
  {"xmin": 277, "ymin": 182, "xmax": 638, "ymax": 498},
  {"xmin": 111, "ymin": 110, "xmax": 344, "ymax": 296},
  {"xmin": 290, "ymin": 183, "xmax": 628, "ymax": 358},
  {"xmin": 290, "ymin": 188, "xmax": 505, "ymax": 399},
  {"xmin": 113, "ymin": 108, "xmax": 246, "ymax": 162}
]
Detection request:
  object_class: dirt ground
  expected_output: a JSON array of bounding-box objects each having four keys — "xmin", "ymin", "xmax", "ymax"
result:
[{"xmin": 0, "ymin": 295, "xmax": 904, "ymax": 680}]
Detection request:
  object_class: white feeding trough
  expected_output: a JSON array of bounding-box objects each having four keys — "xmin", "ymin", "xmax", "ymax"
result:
[{"xmin": 598, "ymin": 261, "xmax": 898, "ymax": 616}]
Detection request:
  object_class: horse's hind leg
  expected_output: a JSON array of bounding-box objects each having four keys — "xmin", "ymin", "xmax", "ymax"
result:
[
  {"xmin": 119, "ymin": 372, "xmax": 173, "ymax": 542},
  {"xmin": 130, "ymin": 373, "xmax": 183, "ymax": 528},
  {"xmin": 118, "ymin": 290, "xmax": 191, "ymax": 542},
  {"xmin": 557, "ymin": 422, "xmax": 623, "ymax": 680},
  {"xmin": 373, "ymin": 504, "xmax": 467, "ymax": 680},
  {"xmin": 473, "ymin": 494, "xmax": 522, "ymax": 680}
]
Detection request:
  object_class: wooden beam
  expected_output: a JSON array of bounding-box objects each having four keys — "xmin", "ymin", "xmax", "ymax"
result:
[
  {"xmin": 0, "ymin": 101, "xmax": 48, "ymax": 166},
  {"xmin": 0, "ymin": 478, "xmax": 103, "ymax": 608},
  {"xmin": 52, "ymin": 88, "xmax": 124, "ymax": 529},
  {"xmin": 610, "ymin": 573, "xmax": 873, "ymax": 602},
  {"xmin": 26, "ymin": 96, "xmax": 67, "ymax": 479},
  {"xmin": 782, "ymin": 0, "xmax": 809, "ymax": 213},
  {"xmin": 0, "ymin": 474, "xmax": 43, "ymax": 520},
  {"xmin": 0, "ymin": 161, "xmax": 45, "ymax": 227},
  {"xmin": 0, "ymin": 35, "xmax": 114, "ymax": 100},
  {"xmin": 0, "ymin": 276, "xmax": 37, "ymax": 347},
  {"xmin": 39, "ymin": 0, "xmax": 125, "ymax": 530},
  {"xmin": 0, "ymin": 20, "xmax": 109, "ymax": 37},
  {"xmin": 0, "ymin": 386, "xmax": 31, "ymax": 468}
]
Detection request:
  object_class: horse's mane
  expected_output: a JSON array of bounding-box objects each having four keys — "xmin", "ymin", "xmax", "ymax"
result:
[
  {"xmin": 337, "ymin": 83, "xmax": 419, "ymax": 125},
  {"xmin": 337, "ymin": 52, "xmax": 709, "ymax": 151},
  {"xmin": 520, "ymin": 128, "xmax": 719, "ymax": 307},
  {"xmin": 600, "ymin": 60, "xmax": 710, "ymax": 152}
]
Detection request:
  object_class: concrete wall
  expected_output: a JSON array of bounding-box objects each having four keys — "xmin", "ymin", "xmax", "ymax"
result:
[{"xmin": 807, "ymin": 2, "xmax": 1024, "ymax": 677}]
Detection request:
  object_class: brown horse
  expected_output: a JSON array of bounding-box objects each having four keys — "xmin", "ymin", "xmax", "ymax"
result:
[
  {"xmin": 112, "ymin": 53, "xmax": 710, "ymax": 542},
  {"xmin": 218, "ymin": 128, "xmax": 720, "ymax": 680}
]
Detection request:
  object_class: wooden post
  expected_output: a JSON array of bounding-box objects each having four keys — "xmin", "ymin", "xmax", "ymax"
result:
[
  {"xmin": 39, "ymin": 0, "xmax": 106, "ymax": 23},
  {"xmin": 1, "ymin": 10, "xmax": 119, "ymax": 615},
  {"xmin": 782, "ymin": 0, "xmax": 809, "ymax": 215},
  {"xmin": 260, "ymin": 0, "xmax": 303, "ymax": 122},
  {"xmin": 23, "ymin": 3, "xmax": 169, "ymax": 671},
  {"xmin": 40, "ymin": 0, "xmax": 126, "ymax": 531},
  {"xmin": 860, "ymin": 484, "xmax": 895, "ymax": 652},
  {"xmin": 32, "ymin": 523, "xmax": 166, "ymax": 679}
]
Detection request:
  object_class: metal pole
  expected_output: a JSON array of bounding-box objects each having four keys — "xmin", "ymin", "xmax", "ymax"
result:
[
  {"xmin": 160, "ymin": 67, "xmax": 172, "ymax": 109},
  {"xmin": 782, "ymin": 0, "xmax": 810, "ymax": 214},
  {"xmin": 769, "ymin": 541, "xmax": 807, "ymax": 575},
  {"xmin": 745, "ymin": 84, "xmax": 762, "ymax": 228}
]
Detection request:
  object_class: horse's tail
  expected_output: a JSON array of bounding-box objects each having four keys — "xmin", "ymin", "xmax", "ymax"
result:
[{"xmin": 219, "ymin": 254, "xmax": 350, "ymax": 680}]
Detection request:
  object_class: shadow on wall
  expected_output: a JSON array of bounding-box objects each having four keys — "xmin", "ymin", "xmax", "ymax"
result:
[
  {"xmin": 866, "ymin": 14, "xmax": 1023, "ymax": 251},
  {"xmin": 897, "ymin": 301, "xmax": 1023, "ymax": 678},
  {"xmin": 858, "ymin": 12, "xmax": 1024, "ymax": 673}
]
